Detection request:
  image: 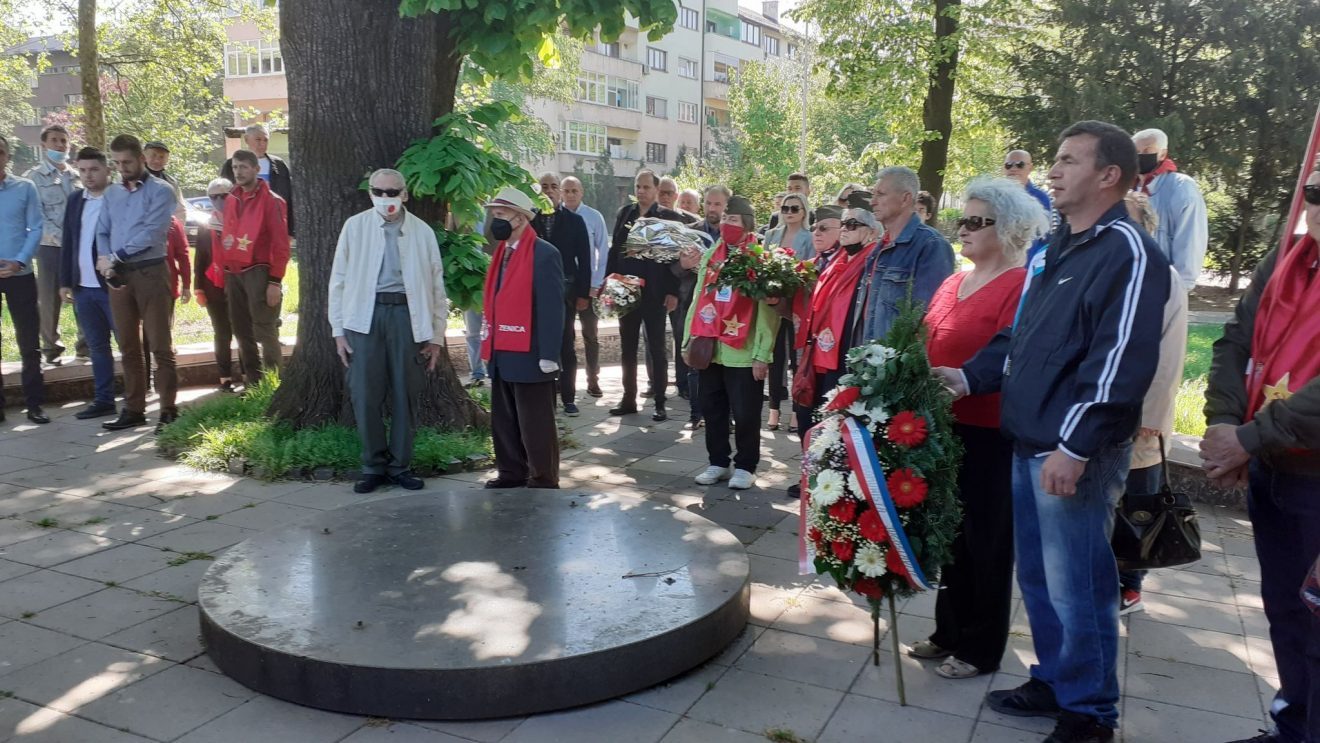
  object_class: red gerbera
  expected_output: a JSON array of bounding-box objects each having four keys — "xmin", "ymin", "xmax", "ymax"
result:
[
  {"xmin": 854, "ymin": 577, "xmax": 884, "ymax": 599},
  {"xmin": 887, "ymin": 411, "xmax": 928, "ymax": 447},
  {"xmin": 828, "ymin": 499, "xmax": 859, "ymax": 524},
  {"xmin": 827, "ymin": 386, "xmax": 862, "ymax": 412},
  {"xmin": 887, "ymin": 468, "xmax": 928, "ymax": 508},
  {"xmin": 885, "ymin": 546, "xmax": 909, "ymax": 576},
  {"xmin": 831, "ymin": 540, "xmax": 855, "ymax": 562},
  {"xmin": 807, "ymin": 526, "xmax": 824, "ymax": 547},
  {"xmin": 857, "ymin": 508, "xmax": 887, "ymax": 543}
]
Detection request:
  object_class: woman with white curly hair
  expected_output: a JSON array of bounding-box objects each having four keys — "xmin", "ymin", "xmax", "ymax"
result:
[{"xmin": 910, "ymin": 176, "xmax": 1049, "ymax": 680}]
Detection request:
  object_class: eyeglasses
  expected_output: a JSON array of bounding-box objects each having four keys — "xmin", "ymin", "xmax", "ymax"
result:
[
  {"xmin": 1304, "ymin": 184, "xmax": 1320, "ymax": 205},
  {"xmin": 811, "ymin": 223, "xmax": 835, "ymax": 233},
  {"xmin": 780, "ymin": 205, "xmax": 802, "ymax": 214},
  {"xmin": 1004, "ymin": 161, "xmax": 1028, "ymax": 170},
  {"xmin": 956, "ymin": 216, "xmax": 997, "ymax": 232},
  {"xmin": 208, "ymin": 194, "xmax": 227, "ymax": 201},
  {"xmin": 840, "ymin": 220, "xmax": 866, "ymax": 230},
  {"xmin": 370, "ymin": 187, "xmax": 403, "ymax": 197}
]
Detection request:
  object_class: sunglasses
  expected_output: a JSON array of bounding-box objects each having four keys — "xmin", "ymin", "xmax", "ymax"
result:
[
  {"xmin": 956, "ymin": 216, "xmax": 997, "ymax": 232},
  {"xmin": 370, "ymin": 187, "xmax": 403, "ymax": 197},
  {"xmin": 780, "ymin": 205, "xmax": 803, "ymax": 214},
  {"xmin": 811, "ymin": 223, "xmax": 835, "ymax": 233},
  {"xmin": 1304, "ymin": 184, "xmax": 1320, "ymax": 205},
  {"xmin": 840, "ymin": 220, "xmax": 866, "ymax": 230},
  {"xmin": 1003, "ymin": 161, "xmax": 1027, "ymax": 170}
]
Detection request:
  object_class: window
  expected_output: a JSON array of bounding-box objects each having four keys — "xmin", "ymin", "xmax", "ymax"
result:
[
  {"xmin": 607, "ymin": 78, "xmax": 640, "ymax": 110},
  {"xmin": 764, "ymin": 36, "xmax": 780, "ymax": 56},
  {"xmin": 646, "ymin": 96, "xmax": 668, "ymax": 119},
  {"xmin": 646, "ymin": 47, "xmax": 667, "ymax": 72},
  {"xmin": 224, "ymin": 40, "xmax": 284, "ymax": 77},
  {"xmin": 595, "ymin": 40, "xmax": 621, "ymax": 58},
  {"xmin": 741, "ymin": 22, "xmax": 761, "ymax": 46},
  {"xmin": 65, "ymin": 94, "xmax": 83, "ymax": 106},
  {"xmin": 646, "ymin": 142, "xmax": 667, "ymax": 164},
  {"xmin": 563, "ymin": 121, "xmax": 607, "ymax": 155},
  {"xmin": 713, "ymin": 58, "xmax": 738, "ymax": 83},
  {"xmin": 787, "ymin": 42, "xmax": 799, "ymax": 59},
  {"xmin": 576, "ymin": 72, "xmax": 607, "ymax": 105},
  {"xmin": 680, "ymin": 7, "xmax": 699, "ymax": 30},
  {"xmin": 678, "ymin": 57, "xmax": 698, "ymax": 79},
  {"xmin": 678, "ymin": 101, "xmax": 699, "ymax": 124}
]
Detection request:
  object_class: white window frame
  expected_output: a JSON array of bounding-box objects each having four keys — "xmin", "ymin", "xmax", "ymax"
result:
[
  {"xmin": 646, "ymin": 142, "xmax": 668, "ymax": 164},
  {"xmin": 679, "ymin": 7, "xmax": 699, "ymax": 30},
  {"xmin": 678, "ymin": 101, "xmax": 699, "ymax": 124},
  {"xmin": 678, "ymin": 57, "xmax": 698, "ymax": 79},
  {"xmin": 224, "ymin": 39, "xmax": 284, "ymax": 78},
  {"xmin": 576, "ymin": 72, "xmax": 608, "ymax": 105},
  {"xmin": 764, "ymin": 36, "xmax": 780, "ymax": 56},
  {"xmin": 607, "ymin": 78, "xmax": 640, "ymax": 110},
  {"xmin": 741, "ymin": 22, "xmax": 761, "ymax": 46},
  {"xmin": 646, "ymin": 47, "xmax": 667, "ymax": 72},
  {"xmin": 646, "ymin": 96, "xmax": 668, "ymax": 119},
  {"xmin": 563, "ymin": 121, "xmax": 608, "ymax": 156}
]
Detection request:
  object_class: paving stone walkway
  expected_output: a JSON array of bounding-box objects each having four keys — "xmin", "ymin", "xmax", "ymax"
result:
[{"xmin": 0, "ymin": 366, "xmax": 1275, "ymax": 742}]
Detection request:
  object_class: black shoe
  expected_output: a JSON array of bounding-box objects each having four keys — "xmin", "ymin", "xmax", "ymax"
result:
[
  {"xmin": 527, "ymin": 483, "xmax": 561, "ymax": 489},
  {"xmin": 485, "ymin": 477, "xmax": 528, "ymax": 489},
  {"xmin": 1043, "ymin": 712, "xmax": 1114, "ymax": 742},
  {"xmin": 587, "ymin": 385, "xmax": 604, "ymax": 398},
  {"xmin": 786, "ymin": 483, "xmax": 802, "ymax": 499},
  {"xmin": 26, "ymin": 408, "xmax": 50, "ymax": 425},
  {"xmin": 44, "ymin": 356, "xmax": 63, "ymax": 366},
  {"xmin": 103, "ymin": 411, "xmax": 148, "ymax": 431},
  {"xmin": 155, "ymin": 411, "xmax": 178, "ymax": 434},
  {"xmin": 391, "ymin": 471, "xmax": 424, "ymax": 490},
  {"xmin": 1223, "ymin": 732, "xmax": 1282, "ymax": 743},
  {"xmin": 640, "ymin": 388, "xmax": 655, "ymax": 399},
  {"xmin": 218, "ymin": 380, "xmax": 237, "ymax": 393},
  {"xmin": 354, "ymin": 474, "xmax": 388, "ymax": 494},
  {"xmin": 75, "ymin": 402, "xmax": 117, "ymax": 420},
  {"xmin": 986, "ymin": 678, "xmax": 1060, "ymax": 719},
  {"xmin": 563, "ymin": 402, "xmax": 580, "ymax": 417},
  {"xmin": 652, "ymin": 407, "xmax": 668, "ymax": 422},
  {"xmin": 465, "ymin": 378, "xmax": 486, "ymax": 389},
  {"xmin": 609, "ymin": 403, "xmax": 639, "ymax": 416}
]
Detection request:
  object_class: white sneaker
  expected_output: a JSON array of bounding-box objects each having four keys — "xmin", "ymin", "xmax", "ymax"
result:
[
  {"xmin": 695, "ymin": 466, "xmax": 732, "ymax": 485},
  {"xmin": 728, "ymin": 469, "xmax": 755, "ymax": 490}
]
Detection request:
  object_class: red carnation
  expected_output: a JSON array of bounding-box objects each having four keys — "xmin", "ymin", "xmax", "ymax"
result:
[
  {"xmin": 808, "ymin": 526, "xmax": 825, "ymax": 549},
  {"xmin": 831, "ymin": 540, "xmax": 855, "ymax": 562},
  {"xmin": 887, "ymin": 411, "xmax": 928, "ymax": 447},
  {"xmin": 885, "ymin": 546, "xmax": 909, "ymax": 576},
  {"xmin": 746, "ymin": 269, "xmax": 758, "ymax": 281},
  {"xmin": 854, "ymin": 577, "xmax": 884, "ymax": 599},
  {"xmin": 828, "ymin": 499, "xmax": 859, "ymax": 524},
  {"xmin": 887, "ymin": 468, "xmax": 928, "ymax": 508},
  {"xmin": 827, "ymin": 386, "xmax": 862, "ymax": 411},
  {"xmin": 782, "ymin": 247, "xmax": 796, "ymax": 257},
  {"xmin": 857, "ymin": 508, "xmax": 887, "ymax": 543}
]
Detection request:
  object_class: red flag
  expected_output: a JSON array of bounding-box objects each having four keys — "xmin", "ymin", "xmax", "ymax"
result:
[{"xmin": 1282, "ymin": 103, "xmax": 1320, "ymax": 251}]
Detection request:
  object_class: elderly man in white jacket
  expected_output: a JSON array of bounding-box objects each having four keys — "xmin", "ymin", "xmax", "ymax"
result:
[{"xmin": 328, "ymin": 168, "xmax": 447, "ymax": 494}]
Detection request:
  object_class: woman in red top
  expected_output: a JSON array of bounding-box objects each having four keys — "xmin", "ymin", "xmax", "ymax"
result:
[{"xmin": 911, "ymin": 177, "xmax": 1049, "ymax": 680}]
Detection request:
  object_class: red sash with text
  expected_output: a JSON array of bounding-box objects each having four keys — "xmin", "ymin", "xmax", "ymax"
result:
[
  {"xmin": 688, "ymin": 238, "xmax": 757, "ymax": 349},
  {"xmin": 480, "ymin": 226, "xmax": 538, "ymax": 361},
  {"xmin": 797, "ymin": 243, "xmax": 876, "ymax": 372}
]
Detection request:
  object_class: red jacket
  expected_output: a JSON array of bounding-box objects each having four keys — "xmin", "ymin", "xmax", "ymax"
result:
[
  {"xmin": 220, "ymin": 179, "xmax": 291, "ymax": 281},
  {"xmin": 166, "ymin": 217, "xmax": 192, "ymax": 299}
]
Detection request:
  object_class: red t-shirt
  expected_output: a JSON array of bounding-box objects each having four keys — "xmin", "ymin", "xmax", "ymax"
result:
[{"xmin": 924, "ymin": 268, "xmax": 1026, "ymax": 428}]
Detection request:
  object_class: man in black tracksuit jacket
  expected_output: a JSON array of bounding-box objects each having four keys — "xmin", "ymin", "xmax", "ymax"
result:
[{"xmin": 937, "ymin": 121, "xmax": 1170, "ymax": 742}]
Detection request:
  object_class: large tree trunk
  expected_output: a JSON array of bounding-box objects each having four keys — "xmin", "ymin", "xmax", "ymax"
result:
[
  {"xmin": 78, "ymin": 0, "xmax": 104, "ymax": 149},
  {"xmin": 268, "ymin": 0, "xmax": 485, "ymax": 430},
  {"xmin": 918, "ymin": 0, "xmax": 960, "ymax": 208}
]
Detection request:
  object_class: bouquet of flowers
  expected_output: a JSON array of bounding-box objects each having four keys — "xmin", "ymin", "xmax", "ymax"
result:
[
  {"xmin": 713, "ymin": 242, "xmax": 817, "ymax": 301},
  {"xmin": 593, "ymin": 273, "xmax": 645, "ymax": 319},
  {"xmin": 799, "ymin": 304, "xmax": 962, "ymax": 704},
  {"xmin": 623, "ymin": 218, "xmax": 712, "ymax": 262}
]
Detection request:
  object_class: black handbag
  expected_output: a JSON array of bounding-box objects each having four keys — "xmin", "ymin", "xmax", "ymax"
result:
[{"xmin": 1111, "ymin": 435, "xmax": 1202, "ymax": 571}]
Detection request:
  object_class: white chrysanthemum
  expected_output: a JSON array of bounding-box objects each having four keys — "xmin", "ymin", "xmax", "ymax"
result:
[
  {"xmin": 847, "ymin": 472, "xmax": 863, "ymax": 497},
  {"xmin": 865, "ymin": 345, "xmax": 898, "ymax": 366},
  {"xmin": 855, "ymin": 544, "xmax": 886, "ymax": 577},
  {"xmin": 808, "ymin": 416, "xmax": 843, "ymax": 456},
  {"xmin": 811, "ymin": 469, "xmax": 845, "ymax": 507},
  {"xmin": 845, "ymin": 400, "xmax": 870, "ymax": 418},
  {"xmin": 867, "ymin": 405, "xmax": 890, "ymax": 423}
]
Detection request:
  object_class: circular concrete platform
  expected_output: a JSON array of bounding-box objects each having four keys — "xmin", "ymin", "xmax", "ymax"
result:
[{"xmin": 198, "ymin": 490, "xmax": 750, "ymax": 719}]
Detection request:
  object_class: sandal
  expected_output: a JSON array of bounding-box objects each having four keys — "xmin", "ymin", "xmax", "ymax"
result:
[
  {"xmin": 907, "ymin": 640, "xmax": 953, "ymax": 660},
  {"xmin": 935, "ymin": 657, "xmax": 982, "ymax": 680},
  {"xmin": 767, "ymin": 410, "xmax": 781, "ymax": 431}
]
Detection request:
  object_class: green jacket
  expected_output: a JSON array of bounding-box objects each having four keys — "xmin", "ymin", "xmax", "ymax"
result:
[
  {"xmin": 1205, "ymin": 245, "xmax": 1320, "ymax": 475},
  {"xmin": 681, "ymin": 243, "xmax": 782, "ymax": 368}
]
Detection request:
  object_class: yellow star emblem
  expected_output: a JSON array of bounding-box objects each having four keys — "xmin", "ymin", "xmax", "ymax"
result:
[
  {"xmin": 236, "ymin": 235, "xmax": 252, "ymax": 252},
  {"xmin": 722, "ymin": 315, "xmax": 746, "ymax": 336},
  {"xmin": 1263, "ymin": 373, "xmax": 1293, "ymax": 403}
]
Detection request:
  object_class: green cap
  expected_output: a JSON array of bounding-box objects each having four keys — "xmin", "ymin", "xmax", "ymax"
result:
[{"xmin": 814, "ymin": 205, "xmax": 843, "ymax": 222}]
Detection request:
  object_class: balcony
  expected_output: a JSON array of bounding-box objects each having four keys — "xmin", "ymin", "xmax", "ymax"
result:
[
  {"xmin": 703, "ymin": 81, "xmax": 730, "ymax": 103},
  {"xmin": 555, "ymin": 150, "xmax": 641, "ymax": 174}
]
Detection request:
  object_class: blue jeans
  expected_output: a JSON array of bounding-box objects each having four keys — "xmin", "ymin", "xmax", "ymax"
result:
[
  {"xmin": 463, "ymin": 309, "xmax": 485, "ymax": 380},
  {"xmin": 73, "ymin": 286, "xmax": 117, "ymax": 405},
  {"xmin": 1248, "ymin": 460, "xmax": 1320, "ymax": 743},
  {"xmin": 1118, "ymin": 463, "xmax": 1163, "ymax": 593},
  {"xmin": 1013, "ymin": 444, "xmax": 1131, "ymax": 727}
]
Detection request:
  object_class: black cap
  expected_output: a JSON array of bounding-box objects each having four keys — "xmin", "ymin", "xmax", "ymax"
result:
[
  {"xmin": 846, "ymin": 191, "xmax": 873, "ymax": 210},
  {"xmin": 143, "ymin": 141, "xmax": 169, "ymax": 153},
  {"xmin": 726, "ymin": 195, "xmax": 756, "ymax": 217},
  {"xmin": 814, "ymin": 205, "xmax": 843, "ymax": 222}
]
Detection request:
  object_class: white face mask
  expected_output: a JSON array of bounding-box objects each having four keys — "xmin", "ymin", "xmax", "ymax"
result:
[{"xmin": 372, "ymin": 196, "xmax": 403, "ymax": 218}]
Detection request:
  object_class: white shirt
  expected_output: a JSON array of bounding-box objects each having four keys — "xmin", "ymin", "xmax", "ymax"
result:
[
  {"xmin": 258, "ymin": 156, "xmax": 272, "ymax": 182},
  {"xmin": 79, "ymin": 193, "xmax": 104, "ymax": 289},
  {"xmin": 568, "ymin": 201, "xmax": 610, "ymax": 289}
]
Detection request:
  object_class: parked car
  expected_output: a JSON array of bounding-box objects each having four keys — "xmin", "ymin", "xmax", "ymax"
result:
[{"xmin": 185, "ymin": 196, "xmax": 213, "ymax": 248}]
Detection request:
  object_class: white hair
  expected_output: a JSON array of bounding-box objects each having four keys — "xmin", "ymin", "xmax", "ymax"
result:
[
  {"xmin": 561, "ymin": 176, "xmax": 582, "ymax": 188},
  {"xmin": 243, "ymin": 123, "xmax": 269, "ymax": 138},
  {"xmin": 659, "ymin": 176, "xmax": 679, "ymax": 188},
  {"xmin": 538, "ymin": 171, "xmax": 561, "ymax": 183},
  {"xmin": 1133, "ymin": 128, "xmax": 1169, "ymax": 151},
  {"xmin": 875, "ymin": 166, "xmax": 920, "ymax": 200},
  {"xmin": 680, "ymin": 188, "xmax": 701, "ymax": 201},
  {"xmin": 206, "ymin": 177, "xmax": 233, "ymax": 196},
  {"xmin": 962, "ymin": 176, "xmax": 1050, "ymax": 261},
  {"xmin": 369, "ymin": 168, "xmax": 407, "ymax": 191}
]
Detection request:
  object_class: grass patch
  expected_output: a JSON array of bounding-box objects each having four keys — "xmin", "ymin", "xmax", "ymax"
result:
[
  {"xmin": 158, "ymin": 374, "xmax": 492, "ymax": 479},
  {"xmin": 31, "ymin": 517, "xmax": 58, "ymax": 528},
  {"xmin": 1183, "ymin": 323, "xmax": 1220, "ymax": 382},
  {"xmin": 166, "ymin": 551, "xmax": 215, "ymax": 567},
  {"xmin": 1174, "ymin": 377, "xmax": 1209, "ymax": 438}
]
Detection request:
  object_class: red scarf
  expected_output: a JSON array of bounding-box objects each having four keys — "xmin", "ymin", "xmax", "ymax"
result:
[
  {"xmin": 797, "ymin": 242, "xmax": 876, "ymax": 371},
  {"xmin": 688, "ymin": 238, "xmax": 758, "ymax": 348},
  {"xmin": 1245, "ymin": 234, "xmax": 1320, "ymax": 419},
  {"xmin": 1138, "ymin": 157, "xmax": 1179, "ymax": 195},
  {"xmin": 480, "ymin": 226, "xmax": 538, "ymax": 361}
]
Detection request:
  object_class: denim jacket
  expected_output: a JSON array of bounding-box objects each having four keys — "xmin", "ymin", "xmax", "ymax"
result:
[{"xmin": 852, "ymin": 213, "xmax": 955, "ymax": 344}]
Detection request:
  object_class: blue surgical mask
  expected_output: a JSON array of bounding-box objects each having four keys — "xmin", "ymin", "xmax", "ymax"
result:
[{"xmin": 46, "ymin": 149, "xmax": 67, "ymax": 163}]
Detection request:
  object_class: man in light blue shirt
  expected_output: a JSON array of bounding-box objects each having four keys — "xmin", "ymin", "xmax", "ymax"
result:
[
  {"xmin": 562, "ymin": 176, "xmax": 610, "ymax": 397},
  {"xmin": 0, "ymin": 134, "xmax": 50, "ymax": 423},
  {"xmin": 1133, "ymin": 128, "xmax": 1208, "ymax": 293}
]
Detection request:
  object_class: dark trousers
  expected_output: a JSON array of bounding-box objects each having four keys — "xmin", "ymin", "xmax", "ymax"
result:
[
  {"xmin": 1248, "ymin": 460, "xmax": 1320, "ymax": 743},
  {"xmin": 794, "ymin": 368, "xmax": 844, "ymax": 440},
  {"xmin": 226, "ymin": 265, "xmax": 282, "ymax": 385},
  {"xmin": 108, "ymin": 262, "xmax": 176, "ymax": 416},
  {"xmin": 700, "ymin": 363, "xmax": 764, "ymax": 472},
  {"xmin": 669, "ymin": 304, "xmax": 689, "ymax": 395},
  {"xmin": 930, "ymin": 422, "xmax": 1016, "ymax": 671},
  {"xmin": 559, "ymin": 297, "xmax": 578, "ymax": 404},
  {"xmin": 36, "ymin": 243, "xmax": 86, "ymax": 360},
  {"xmin": 491, "ymin": 375, "xmax": 559, "ymax": 487},
  {"xmin": 346, "ymin": 303, "xmax": 421, "ymax": 477},
  {"xmin": 199, "ymin": 280, "xmax": 234, "ymax": 379},
  {"xmin": 619, "ymin": 300, "xmax": 668, "ymax": 407},
  {"xmin": 73, "ymin": 286, "xmax": 116, "ymax": 405},
  {"xmin": 577, "ymin": 303, "xmax": 600, "ymax": 389},
  {"xmin": 0, "ymin": 273, "xmax": 44, "ymax": 409},
  {"xmin": 767, "ymin": 323, "xmax": 792, "ymax": 412},
  {"xmin": 1117, "ymin": 464, "xmax": 1163, "ymax": 593}
]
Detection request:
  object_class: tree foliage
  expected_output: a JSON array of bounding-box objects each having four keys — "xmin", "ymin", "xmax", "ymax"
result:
[{"xmin": 0, "ymin": 0, "xmax": 39, "ymax": 142}]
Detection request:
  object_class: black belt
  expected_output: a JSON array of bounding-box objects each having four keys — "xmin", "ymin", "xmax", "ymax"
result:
[
  {"xmin": 118, "ymin": 257, "xmax": 165, "ymax": 272},
  {"xmin": 376, "ymin": 292, "xmax": 408, "ymax": 305}
]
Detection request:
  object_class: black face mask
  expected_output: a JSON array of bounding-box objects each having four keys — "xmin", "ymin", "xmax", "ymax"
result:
[
  {"xmin": 1138, "ymin": 153, "xmax": 1160, "ymax": 175},
  {"xmin": 843, "ymin": 241, "xmax": 865, "ymax": 255},
  {"xmin": 491, "ymin": 218, "xmax": 514, "ymax": 241}
]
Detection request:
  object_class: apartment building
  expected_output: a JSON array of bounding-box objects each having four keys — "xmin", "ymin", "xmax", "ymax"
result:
[
  {"xmin": 221, "ymin": 0, "xmax": 289, "ymax": 159},
  {"xmin": 3, "ymin": 36, "xmax": 81, "ymax": 167}
]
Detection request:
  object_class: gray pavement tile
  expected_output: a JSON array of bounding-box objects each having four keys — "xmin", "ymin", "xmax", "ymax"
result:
[
  {"xmin": 63, "ymin": 507, "xmax": 199, "ymax": 543},
  {"xmin": 19, "ymin": 499, "xmax": 139, "ymax": 532},
  {"xmin": 27, "ymin": 587, "xmax": 182, "ymax": 641},
  {"xmin": 659, "ymin": 718, "xmax": 769, "ymax": 743},
  {"xmin": 1234, "ymin": 578, "xmax": 1264, "ymax": 610},
  {"xmin": 1127, "ymin": 621, "xmax": 1253, "ymax": 674},
  {"xmin": 1140, "ymin": 567, "xmax": 1237, "ymax": 603},
  {"xmin": 0, "ymin": 569, "xmax": 105, "ymax": 618},
  {"xmin": 0, "ymin": 455, "xmax": 46, "ymax": 476},
  {"xmin": 970, "ymin": 722, "xmax": 1043, "ymax": 742},
  {"xmin": 414, "ymin": 716, "xmax": 527, "ymax": 742},
  {"xmin": 850, "ymin": 648, "xmax": 992, "ymax": 718},
  {"xmin": 625, "ymin": 661, "xmax": 729, "ymax": 714},
  {"xmin": 137, "ymin": 520, "xmax": 256, "ymax": 553},
  {"xmin": 0, "ymin": 518, "xmax": 49, "ymax": 548},
  {"xmin": 1238, "ymin": 606, "xmax": 1269, "ymax": 641},
  {"xmin": 342, "ymin": 722, "xmax": 473, "ymax": 742},
  {"xmin": 1133, "ymin": 591, "xmax": 1245, "ymax": 635},
  {"xmin": 1224, "ymin": 553, "xmax": 1262, "ymax": 582},
  {"xmin": 75, "ymin": 663, "xmax": 257, "ymax": 742},
  {"xmin": 0, "ymin": 621, "xmax": 86, "ymax": 676},
  {"xmin": 270, "ymin": 484, "xmax": 366, "ymax": 511},
  {"xmin": 1123, "ymin": 698, "xmax": 1267, "ymax": 741},
  {"xmin": 173, "ymin": 695, "xmax": 364, "ymax": 743},
  {"xmin": 818, "ymin": 693, "xmax": 976, "ymax": 742},
  {"xmin": 1244, "ymin": 634, "xmax": 1278, "ymax": 680},
  {"xmin": 0, "ymin": 486, "xmax": 86, "ymax": 517},
  {"xmin": 610, "ymin": 432, "xmax": 687, "ymax": 456},
  {"xmin": 771, "ymin": 593, "xmax": 877, "ymax": 646},
  {"xmin": 1124, "ymin": 655, "xmax": 1261, "ymax": 719},
  {"xmin": 49, "ymin": 543, "xmax": 176, "ymax": 584},
  {"xmin": 0, "ymin": 701, "xmax": 157, "ymax": 742},
  {"xmin": 119, "ymin": 558, "xmax": 211, "ymax": 603},
  {"xmin": 747, "ymin": 553, "xmax": 817, "ymax": 592},
  {"xmin": 502, "ymin": 700, "xmax": 678, "ymax": 743},
  {"xmin": 0, "ymin": 641, "xmax": 172, "ymax": 712},
  {"xmin": 734, "ymin": 627, "xmax": 871, "ymax": 691},
  {"xmin": 130, "ymin": 492, "xmax": 264, "ymax": 520},
  {"xmin": 102, "ymin": 605, "xmax": 204, "ymax": 662},
  {"xmin": 710, "ymin": 624, "xmax": 766, "ymax": 666},
  {"xmin": 687, "ymin": 667, "xmax": 843, "ymax": 739},
  {"xmin": 748, "ymin": 584, "xmax": 800, "ymax": 626},
  {"xmin": 214, "ymin": 500, "xmax": 322, "ymax": 530},
  {"xmin": 0, "ymin": 557, "xmax": 36, "ymax": 582},
  {"xmin": 0, "ymin": 529, "xmax": 121, "ymax": 568}
]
